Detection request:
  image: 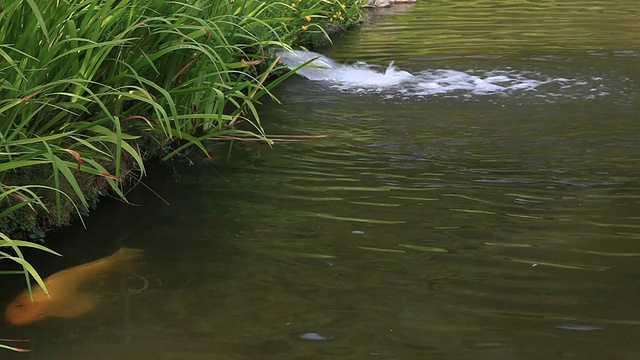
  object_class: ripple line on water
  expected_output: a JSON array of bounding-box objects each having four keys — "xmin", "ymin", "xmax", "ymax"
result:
[
  {"xmin": 571, "ymin": 249, "xmax": 640, "ymax": 257},
  {"xmin": 449, "ymin": 208, "xmax": 499, "ymax": 215},
  {"xmin": 507, "ymin": 257, "xmax": 610, "ymax": 271},
  {"xmin": 304, "ymin": 212, "xmax": 407, "ymax": 225},
  {"xmin": 284, "ymin": 184, "xmax": 393, "ymax": 192},
  {"xmin": 349, "ymin": 201, "xmax": 403, "ymax": 207}
]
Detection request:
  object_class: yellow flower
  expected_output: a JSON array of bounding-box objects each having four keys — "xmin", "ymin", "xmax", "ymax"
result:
[
  {"xmin": 329, "ymin": 18, "xmax": 333, "ymax": 22},
  {"xmin": 301, "ymin": 25, "xmax": 308, "ymax": 30},
  {"xmin": 340, "ymin": 16, "xmax": 344, "ymax": 20},
  {"xmin": 291, "ymin": 2, "xmax": 296, "ymax": 7},
  {"xmin": 305, "ymin": 15, "xmax": 311, "ymax": 21},
  {"xmin": 341, "ymin": 4, "xmax": 346, "ymax": 9}
]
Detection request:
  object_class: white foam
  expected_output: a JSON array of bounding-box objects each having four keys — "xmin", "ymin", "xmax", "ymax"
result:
[
  {"xmin": 276, "ymin": 49, "xmax": 610, "ymax": 99},
  {"xmin": 277, "ymin": 50, "xmax": 414, "ymax": 86}
]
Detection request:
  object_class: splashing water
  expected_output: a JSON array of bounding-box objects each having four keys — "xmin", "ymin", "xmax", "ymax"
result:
[
  {"xmin": 277, "ymin": 49, "xmax": 414, "ymax": 87},
  {"xmin": 277, "ymin": 50, "xmax": 614, "ymax": 99}
]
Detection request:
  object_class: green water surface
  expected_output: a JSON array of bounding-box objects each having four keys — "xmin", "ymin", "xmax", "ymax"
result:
[{"xmin": 2, "ymin": 1, "xmax": 640, "ymax": 359}]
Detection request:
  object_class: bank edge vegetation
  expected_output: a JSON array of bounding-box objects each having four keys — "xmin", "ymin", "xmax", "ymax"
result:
[{"xmin": 0, "ymin": 0, "xmax": 362, "ymax": 341}]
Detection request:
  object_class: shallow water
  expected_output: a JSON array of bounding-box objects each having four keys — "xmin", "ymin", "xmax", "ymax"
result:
[{"xmin": 2, "ymin": 1, "xmax": 640, "ymax": 359}]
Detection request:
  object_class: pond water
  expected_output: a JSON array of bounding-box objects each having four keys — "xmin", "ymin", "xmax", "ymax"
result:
[{"xmin": 3, "ymin": 1, "xmax": 640, "ymax": 359}]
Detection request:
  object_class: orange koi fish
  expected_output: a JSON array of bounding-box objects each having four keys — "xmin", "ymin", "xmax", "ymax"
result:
[{"xmin": 5, "ymin": 247, "xmax": 144, "ymax": 325}]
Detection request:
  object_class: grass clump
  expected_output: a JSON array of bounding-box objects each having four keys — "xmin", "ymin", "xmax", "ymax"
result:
[
  {"xmin": 0, "ymin": 0, "xmax": 361, "ymax": 350},
  {"xmin": 0, "ymin": 1, "xmax": 364, "ymax": 340},
  {"xmin": 0, "ymin": 0, "xmax": 363, "ymax": 240}
]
